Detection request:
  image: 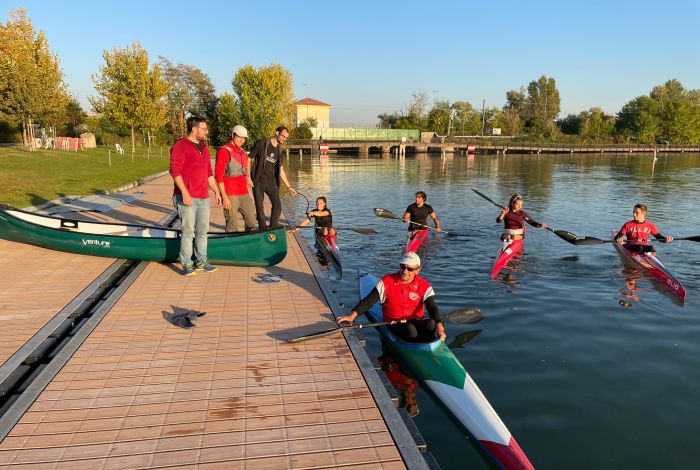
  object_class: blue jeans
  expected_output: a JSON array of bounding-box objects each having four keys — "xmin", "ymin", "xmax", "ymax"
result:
[{"xmin": 174, "ymin": 195, "xmax": 210, "ymax": 266}]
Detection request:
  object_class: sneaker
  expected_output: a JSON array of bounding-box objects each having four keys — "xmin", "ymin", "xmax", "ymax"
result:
[
  {"xmin": 182, "ymin": 264, "xmax": 196, "ymax": 276},
  {"xmin": 195, "ymin": 262, "xmax": 217, "ymax": 273}
]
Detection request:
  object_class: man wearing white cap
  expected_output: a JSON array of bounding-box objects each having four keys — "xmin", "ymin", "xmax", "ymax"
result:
[
  {"xmin": 336, "ymin": 252, "xmax": 446, "ymax": 342},
  {"xmin": 214, "ymin": 125, "xmax": 256, "ymax": 232}
]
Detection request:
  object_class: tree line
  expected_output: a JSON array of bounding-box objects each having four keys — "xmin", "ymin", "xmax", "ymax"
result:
[
  {"xmin": 378, "ymin": 77, "xmax": 700, "ymax": 145},
  {"xmin": 0, "ymin": 9, "xmax": 298, "ymax": 151}
]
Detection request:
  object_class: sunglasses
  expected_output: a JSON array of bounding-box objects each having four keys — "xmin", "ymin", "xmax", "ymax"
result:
[{"xmin": 400, "ymin": 264, "xmax": 418, "ymax": 272}]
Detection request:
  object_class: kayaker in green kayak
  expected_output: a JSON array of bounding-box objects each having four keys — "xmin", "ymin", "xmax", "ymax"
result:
[{"xmin": 336, "ymin": 252, "xmax": 446, "ymax": 342}]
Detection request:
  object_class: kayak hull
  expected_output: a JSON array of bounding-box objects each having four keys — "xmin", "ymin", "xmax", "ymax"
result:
[
  {"xmin": 405, "ymin": 229, "xmax": 428, "ymax": 254},
  {"xmin": 315, "ymin": 231, "xmax": 341, "ymax": 269},
  {"xmin": 0, "ymin": 204, "xmax": 287, "ymax": 267},
  {"xmin": 491, "ymin": 238, "xmax": 524, "ymax": 279},
  {"xmin": 360, "ymin": 273, "xmax": 534, "ymax": 470}
]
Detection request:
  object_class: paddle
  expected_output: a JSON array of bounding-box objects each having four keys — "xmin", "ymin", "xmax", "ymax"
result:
[
  {"xmin": 373, "ymin": 207, "xmax": 458, "ymax": 236},
  {"xmin": 287, "ymin": 306, "xmax": 485, "ymax": 344},
  {"xmin": 554, "ymin": 234, "xmax": 700, "ymax": 246},
  {"xmin": 293, "ymin": 225, "xmax": 377, "ymax": 235},
  {"xmin": 470, "ymin": 189, "xmax": 585, "ymax": 245}
]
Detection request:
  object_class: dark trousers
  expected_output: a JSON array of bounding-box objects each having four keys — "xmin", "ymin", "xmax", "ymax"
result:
[
  {"xmin": 388, "ymin": 318, "xmax": 436, "ymax": 343},
  {"xmin": 253, "ymin": 181, "xmax": 281, "ymax": 229}
]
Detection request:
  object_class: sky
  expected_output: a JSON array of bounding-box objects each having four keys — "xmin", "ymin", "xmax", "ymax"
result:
[{"xmin": 3, "ymin": 0, "xmax": 699, "ymax": 126}]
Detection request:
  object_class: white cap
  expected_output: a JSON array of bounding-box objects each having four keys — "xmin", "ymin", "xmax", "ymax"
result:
[
  {"xmin": 232, "ymin": 125, "xmax": 248, "ymax": 138},
  {"xmin": 399, "ymin": 251, "xmax": 421, "ymax": 267}
]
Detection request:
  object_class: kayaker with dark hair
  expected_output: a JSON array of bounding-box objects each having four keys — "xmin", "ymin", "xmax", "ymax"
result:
[
  {"xmin": 403, "ymin": 191, "xmax": 441, "ymax": 233},
  {"xmin": 336, "ymin": 252, "xmax": 446, "ymax": 342},
  {"xmin": 292, "ymin": 196, "xmax": 335, "ymax": 237},
  {"xmin": 614, "ymin": 204, "xmax": 673, "ymax": 252},
  {"xmin": 496, "ymin": 193, "xmax": 547, "ymax": 242}
]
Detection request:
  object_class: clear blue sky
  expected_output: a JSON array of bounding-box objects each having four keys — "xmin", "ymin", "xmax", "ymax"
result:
[{"xmin": 3, "ymin": 0, "xmax": 699, "ymax": 126}]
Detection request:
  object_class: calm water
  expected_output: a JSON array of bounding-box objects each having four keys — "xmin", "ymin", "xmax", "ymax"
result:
[{"xmin": 283, "ymin": 152, "xmax": 700, "ymax": 470}]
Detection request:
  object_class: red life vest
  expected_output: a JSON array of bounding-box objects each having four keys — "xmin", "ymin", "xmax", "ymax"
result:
[{"xmin": 376, "ymin": 272, "xmax": 435, "ymax": 321}]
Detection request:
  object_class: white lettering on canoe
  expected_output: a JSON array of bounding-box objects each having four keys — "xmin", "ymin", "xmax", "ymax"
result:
[{"xmin": 82, "ymin": 239, "xmax": 111, "ymax": 248}]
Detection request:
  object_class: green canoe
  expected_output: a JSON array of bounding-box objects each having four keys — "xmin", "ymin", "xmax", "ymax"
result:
[{"xmin": 0, "ymin": 205, "xmax": 287, "ymax": 267}]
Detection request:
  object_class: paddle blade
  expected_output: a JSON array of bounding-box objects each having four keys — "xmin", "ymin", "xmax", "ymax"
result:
[
  {"xmin": 448, "ymin": 329, "xmax": 482, "ymax": 349},
  {"xmin": 677, "ymin": 235, "xmax": 700, "ymax": 242},
  {"xmin": 374, "ymin": 208, "xmax": 400, "ymax": 220},
  {"xmin": 446, "ymin": 306, "xmax": 484, "ymax": 324},
  {"xmin": 352, "ymin": 227, "xmax": 378, "ymax": 235},
  {"xmin": 287, "ymin": 325, "xmax": 347, "ymax": 343},
  {"xmin": 550, "ymin": 229, "xmax": 609, "ymax": 245}
]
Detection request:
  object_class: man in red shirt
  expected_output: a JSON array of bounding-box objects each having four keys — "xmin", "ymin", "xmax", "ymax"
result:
[
  {"xmin": 614, "ymin": 203, "xmax": 673, "ymax": 251},
  {"xmin": 336, "ymin": 252, "xmax": 446, "ymax": 342},
  {"xmin": 169, "ymin": 116, "xmax": 222, "ymax": 276},
  {"xmin": 215, "ymin": 125, "xmax": 255, "ymax": 232}
]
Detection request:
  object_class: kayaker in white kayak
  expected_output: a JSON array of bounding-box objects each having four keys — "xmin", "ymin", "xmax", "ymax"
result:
[
  {"xmin": 496, "ymin": 193, "xmax": 547, "ymax": 242},
  {"xmin": 336, "ymin": 252, "xmax": 446, "ymax": 342},
  {"xmin": 614, "ymin": 204, "xmax": 673, "ymax": 252}
]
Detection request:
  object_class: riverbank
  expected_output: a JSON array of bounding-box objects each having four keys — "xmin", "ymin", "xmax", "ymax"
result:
[{"xmin": 0, "ymin": 146, "xmax": 170, "ymax": 208}]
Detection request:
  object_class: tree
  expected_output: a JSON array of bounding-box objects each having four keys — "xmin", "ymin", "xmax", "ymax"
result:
[
  {"xmin": 426, "ymin": 100, "xmax": 451, "ymax": 135},
  {"xmin": 232, "ymin": 64, "xmax": 294, "ymax": 144},
  {"xmin": 213, "ymin": 92, "xmax": 240, "ymax": 146},
  {"xmin": 59, "ymin": 96, "xmax": 87, "ymax": 136},
  {"xmin": 557, "ymin": 114, "xmax": 581, "ymax": 135},
  {"xmin": 616, "ymin": 96, "xmax": 660, "ymax": 144},
  {"xmin": 501, "ymin": 87, "xmax": 526, "ymax": 136},
  {"xmin": 0, "ymin": 8, "xmax": 68, "ymax": 149},
  {"xmin": 160, "ymin": 57, "xmax": 217, "ymax": 137},
  {"xmin": 91, "ymin": 42, "xmax": 169, "ymax": 155},
  {"xmin": 290, "ymin": 120, "xmax": 313, "ymax": 140},
  {"xmin": 523, "ymin": 76, "xmax": 561, "ymax": 137},
  {"xmin": 579, "ymin": 108, "xmax": 615, "ymax": 141},
  {"xmin": 408, "ymin": 91, "xmax": 429, "ymax": 124}
]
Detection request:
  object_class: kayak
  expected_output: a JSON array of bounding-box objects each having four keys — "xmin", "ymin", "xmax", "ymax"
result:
[
  {"xmin": 611, "ymin": 231, "xmax": 686, "ymax": 302},
  {"xmin": 315, "ymin": 231, "xmax": 341, "ymax": 269},
  {"xmin": 405, "ymin": 229, "xmax": 428, "ymax": 253},
  {"xmin": 360, "ymin": 273, "xmax": 534, "ymax": 470},
  {"xmin": 491, "ymin": 238, "xmax": 524, "ymax": 279}
]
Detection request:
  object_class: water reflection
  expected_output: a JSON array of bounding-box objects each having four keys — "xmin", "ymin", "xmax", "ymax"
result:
[{"xmin": 283, "ymin": 152, "xmax": 700, "ymax": 470}]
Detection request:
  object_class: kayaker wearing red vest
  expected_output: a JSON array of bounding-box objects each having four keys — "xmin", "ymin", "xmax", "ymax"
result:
[
  {"xmin": 336, "ymin": 252, "xmax": 446, "ymax": 342},
  {"xmin": 496, "ymin": 193, "xmax": 547, "ymax": 241},
  {"xmin": 403, "ymin": 191, "xmax": 441, "ymax": 233},
  {"xmin": 614, "ymin": 204, "xmax": 673, "ymax": 252}
]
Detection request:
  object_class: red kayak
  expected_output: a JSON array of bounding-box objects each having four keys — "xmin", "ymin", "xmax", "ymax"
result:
[
  {"xmin": 315, "ymin": 231, "xmax": 341, "ymax": 270},
  {"xmin": 612, "ymin": 232, "xmax": 686, "ymax": 302},
  {"xmin": 404, "ymin": 229, "xmax": 428, "ymax": 254},
  {"xmin": 491, "ymin": 238, "xmax": 524, "ymax": 279}
]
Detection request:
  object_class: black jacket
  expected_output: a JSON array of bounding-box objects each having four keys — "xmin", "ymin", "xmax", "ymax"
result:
[{"xmin": 249, "ymin": 137, "xmax": 283, "ymax": 186}]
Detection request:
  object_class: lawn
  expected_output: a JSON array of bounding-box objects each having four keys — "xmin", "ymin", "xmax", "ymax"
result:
[{"xmin": 0, "ymin": 146, "xmax": 171, "ymax": 208}]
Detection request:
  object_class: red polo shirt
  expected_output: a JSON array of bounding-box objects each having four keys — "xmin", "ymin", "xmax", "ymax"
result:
[
  {"xmin": 215, "ymin": 142, "xmax": 248, "ymax": 196},
  {"xmin": 169, "ymin": 137, "xmax": 213, "ymax": 198},
  {"xmin": 375, "ymin": 273, "xmax": 435, "ymax": 321}
]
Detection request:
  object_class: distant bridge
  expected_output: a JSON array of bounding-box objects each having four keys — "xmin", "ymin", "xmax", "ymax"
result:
[{"xmin": 285, "ymin": 139, "xmax": 700, "ymax": 156}]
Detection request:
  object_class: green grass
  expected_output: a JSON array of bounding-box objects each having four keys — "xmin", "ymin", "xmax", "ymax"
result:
[{"xmin": 0, "ymin": 146, "xmax": 171, "ymax": 208}]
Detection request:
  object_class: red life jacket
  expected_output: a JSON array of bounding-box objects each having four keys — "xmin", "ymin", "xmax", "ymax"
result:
[{"xmin": 376, "ymin": 272, "xmax": 435, "ymax": 321}]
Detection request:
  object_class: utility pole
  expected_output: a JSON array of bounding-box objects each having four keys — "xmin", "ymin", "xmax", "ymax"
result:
[{"xmin": 481, "ymin": 99, "xmax": 486, "ymax": 136}]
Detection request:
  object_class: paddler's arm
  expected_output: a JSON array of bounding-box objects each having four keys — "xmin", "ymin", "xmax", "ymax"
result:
[
  {"xmin": 291, "ymin": 217, "xmax": 311, "ymax": 234},
  {"xmin": 430, "ymin": 211, "xmax": 442, "ymax": 232},
  {"xmin": 425, "ymin": 296, "xmax": 446, "ymax": 341},
  {"xmin": 525, "ymin": 215, "xmax": 547, "ymax": 229},
  {"xmin": 496, "ymin": 207, "xmax": 509, "ymax": 222},
  {"xmin": 336, "ymin": 288, "xmax": 380, "ymax": 324},
  {"xmin": 614, "ymin": 231, "xmax": 625, "ymax": 244},
  {"xmin": 653, "ymin": 232, "xmax": 673, "ymax": 243}
]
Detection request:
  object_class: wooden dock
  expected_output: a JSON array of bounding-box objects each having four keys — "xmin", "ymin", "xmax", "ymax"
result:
[{"xmin": 0, "ymin": 176, "xmax": 430, "ymax": 469}]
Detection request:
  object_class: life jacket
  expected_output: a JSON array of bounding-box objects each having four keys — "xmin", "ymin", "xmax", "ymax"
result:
[
  {"xmin": 376, "ymin": 272, "xmax": 435, "ymax": 321},
  {"xmin": 223, "ymin": 144, "xmax": 247, "ymax": 177}
]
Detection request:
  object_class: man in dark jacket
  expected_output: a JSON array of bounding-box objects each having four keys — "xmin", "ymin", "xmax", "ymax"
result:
[{"xmin": 249, "ymin": 125, "xmax": 297, "ymax": 229}]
